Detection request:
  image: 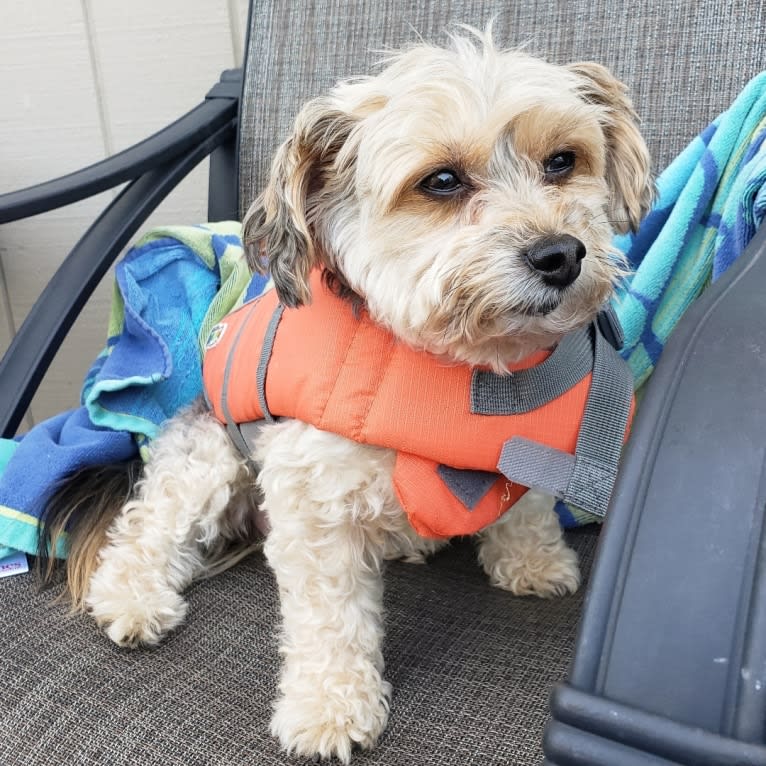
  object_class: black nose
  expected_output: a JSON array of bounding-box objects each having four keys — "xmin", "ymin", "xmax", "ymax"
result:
[{"xmin": 524, "ymin": 235, "xmax": 586, "ymax": 288}]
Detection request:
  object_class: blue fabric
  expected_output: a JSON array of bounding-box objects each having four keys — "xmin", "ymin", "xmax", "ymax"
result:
[
  {"xmin": 0, "ymin": 410, "xmax": 135, "ymax": 559},
  {"xmin": 0, "ymin": 223, "xmax": 264, "ymax": 557},
  {"xmin": 82, "ymin": 237, "xmax": 217, "ymax": 440}
]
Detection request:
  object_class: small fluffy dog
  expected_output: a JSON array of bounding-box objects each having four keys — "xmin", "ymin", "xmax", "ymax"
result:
[{"xmin": 42, "ymin": 30, "xmax": 651, "ymax": 763}]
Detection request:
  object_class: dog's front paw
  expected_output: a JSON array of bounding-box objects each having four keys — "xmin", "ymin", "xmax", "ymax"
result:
[
  {"xmin": 271, "ymin": 666, "xmax": 391, "ymax": 763},
  {"xmin": 86, "ymin": 575, "xmax": 188, "ymax": 648},
  {"xmin": 484, "ymin": 542, "xmax": 581, "ymax": 598}
]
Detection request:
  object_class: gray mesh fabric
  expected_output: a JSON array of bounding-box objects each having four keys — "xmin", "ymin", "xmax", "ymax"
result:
[
  {"xmin": 1, "ymin": 532, "xmax": 597, "ymax": 766},
  {"xmin": 238, "ymin": 0, "xmax": 765, "ymax": 216}
]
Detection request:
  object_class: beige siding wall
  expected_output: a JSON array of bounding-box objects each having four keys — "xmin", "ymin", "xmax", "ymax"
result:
[{"xmin": 0, "ymin": 0, "xmax": 249, "ymax": 429}]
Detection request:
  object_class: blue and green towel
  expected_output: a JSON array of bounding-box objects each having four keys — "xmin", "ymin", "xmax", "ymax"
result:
[
  {"xmin": 81, "ymin": 222, "xmax": 262, "ymax": 448},
  {"xmin": 0, "ymin": 222, "xmax": 269, "ymax": 559},
  {"xmin": 3, "ymin": 73, "xmax": 766, "ymax": 554},
  {"xmin": 614, "ymin": 72, "xmax": 766, "ymax": 390}
]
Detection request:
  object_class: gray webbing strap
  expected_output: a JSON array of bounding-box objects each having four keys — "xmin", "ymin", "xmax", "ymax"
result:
[
  {"xmin": 471, "ymin": 326, "xmax": 593, "ymax": 415},
  {"xmin": 597, "ymin": 302, "xmax": 624, "ymax": 351},
  {"xmin": 496, "ymin": 440, "xmax": 575, "ymax": 498},
  {"xmin": 220, "ymin": 307, "xmax": 259, "ymax": 458},
  {"xmin": 256, "ymin": 303, "xmax": 284, "ymax": 424},
  {"xmin": 221, "ymin": 302, "xmax": 284, "ymax": 460},
  {"xmin": 497, "ymin": 322, "xmax": 633, "ymax": 517},
  {"xmin": 239, "ymin": 420, "xmax": 266, "ymax": 455}
]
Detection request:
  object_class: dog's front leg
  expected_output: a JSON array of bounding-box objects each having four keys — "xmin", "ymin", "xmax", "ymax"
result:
[
  {"xmin": 256, "ymin": 420, "xmax": 397, "ymax": 763},
  {"xmin": 86, "ymin": 407, "xmax": 252, "ymax": 647}
]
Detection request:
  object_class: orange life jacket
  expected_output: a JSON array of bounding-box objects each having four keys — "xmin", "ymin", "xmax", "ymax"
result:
[{"xmin": 203, "ymin": 271, "xmax": 634, "ymax": 539}]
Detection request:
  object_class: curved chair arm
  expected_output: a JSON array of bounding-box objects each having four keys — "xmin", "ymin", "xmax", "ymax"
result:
[{"xmin": 0, "ymin": 70, "xmax": 242, "ymax": 438}]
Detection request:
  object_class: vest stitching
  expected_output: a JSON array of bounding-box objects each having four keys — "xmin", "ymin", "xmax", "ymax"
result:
[
  {"xmin": 357, "ymin": 333, "xmax": 397, "ymax": 444},
  {"xmin": 316, "ymin": 312, "xmax": 363, "ymax": 435}
]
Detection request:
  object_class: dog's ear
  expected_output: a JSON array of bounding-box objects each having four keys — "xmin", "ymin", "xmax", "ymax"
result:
[
  {"xmin": 568, "ymin": 62, "xmax": 654, "ymax": 233},
  {"xmin": 242, "ymin": 96, "xmax": 357, "ymax": 307}
]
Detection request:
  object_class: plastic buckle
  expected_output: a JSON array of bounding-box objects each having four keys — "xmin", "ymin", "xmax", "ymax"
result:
[{"xmin": 597, "ymin": 303, "xmax": 624, "ymax": 351}]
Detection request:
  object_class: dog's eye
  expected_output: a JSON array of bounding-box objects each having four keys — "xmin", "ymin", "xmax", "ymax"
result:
[
  {"xmin": 420, "ymin": 168, "xmax": 464, "ymax": 196},
  {"xmin": 543, "ymin": 151, "xmax": 576, "ymax": 180}
]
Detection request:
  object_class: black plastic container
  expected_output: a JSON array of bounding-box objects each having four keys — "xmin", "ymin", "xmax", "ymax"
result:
[{"xmin": 545, "ymin": 226, "xmax": 766, "ymax": 766}]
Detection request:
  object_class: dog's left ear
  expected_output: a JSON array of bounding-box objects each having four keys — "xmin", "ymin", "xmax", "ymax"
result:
[
  {"xmin": 568, "ymin": 62, "xmax": 654, "ymax": 233},
  {"xmin": 242, "ymin": 96, "xmax": 358, "ymax": 307}
]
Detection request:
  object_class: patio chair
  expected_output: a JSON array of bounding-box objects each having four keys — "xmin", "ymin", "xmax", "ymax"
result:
[{"xmin": 2, "ymin": 1, "xmax": 766, "ymax": 764}]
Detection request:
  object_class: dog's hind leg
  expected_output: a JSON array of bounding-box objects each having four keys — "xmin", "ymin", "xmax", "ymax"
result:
[
  {"xmin": 85, "ymin": 406, "xmax": 255, "ymax": 647},
  {"xmin": 476, "ymin": 488, "xmax": 581, "ymax": 598}
]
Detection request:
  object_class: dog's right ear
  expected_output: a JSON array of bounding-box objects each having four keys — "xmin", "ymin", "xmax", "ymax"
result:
[{"xmin": 242, "ymin": 96, "xmax": 357, "ymax": 307}]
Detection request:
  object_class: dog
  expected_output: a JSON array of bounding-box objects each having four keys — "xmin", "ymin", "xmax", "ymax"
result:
[{"xmin": 40, "ymin": 29, "xmax": 652, "ymax": 763}]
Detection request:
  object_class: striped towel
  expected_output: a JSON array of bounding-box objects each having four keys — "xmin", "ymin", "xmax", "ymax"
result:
[{"xmin": 614, "ymin": 72, "xmax": 766, "ymax": 390}]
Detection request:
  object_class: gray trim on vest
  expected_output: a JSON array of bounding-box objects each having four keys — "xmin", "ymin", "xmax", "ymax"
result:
[
  {"xmin": 497, "ymin": 440, "xmax": 575, "ymax": 498},
  {"xmin": 238, "ymin": 420, "xmax": 266, "ymax": 457},
  {"xmin": 221, "ymin": 302, "xmax": 285, "ymax": 463},
  {"xmin": 597, "ymin": 302, "xmax": 624, "ymax": 351},
  {"xmin": 566, "ymin": 325, "xmax": 634, "ymax": 513},
  {"xmin": 436, "ymin": 465, "xmax": 498, "ymax": 510},
  {"xmin": 202, "ymin": 379, "xmax": 215, "ymax": 414},
  {"xmin": 471, "ymin": 326, "xmax": 593, "ymax": 415},
  {"xmin": 497, "ymin": 322, "xmax": 633, "ymax": 517},
  {"xmin": 256, "ymin": 303, "xmax": 284, "ymax": 424},
  {"xmin": 220, "ymin": 306, "xmax": 260, "ymax": 459}
]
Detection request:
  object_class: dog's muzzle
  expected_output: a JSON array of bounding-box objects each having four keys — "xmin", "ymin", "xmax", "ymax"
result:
[{"xmin": 524, "ymin": 234, "xmax": 586, "ymax": 288}]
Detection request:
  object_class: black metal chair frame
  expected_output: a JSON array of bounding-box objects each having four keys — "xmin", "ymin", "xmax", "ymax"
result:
[{"xmin": 0, "ymin": 69, "xmax": 243, "ymax": 438}]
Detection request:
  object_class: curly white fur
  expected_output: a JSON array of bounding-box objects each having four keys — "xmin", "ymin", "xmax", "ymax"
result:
[
  {"xmin": 86, "ymin": 414, "xmax": 573, "ymax": 761},
  {"xmin": 86, "ymin": 409, "xmax": 253, "ymax": 647},
  {"xmin": 76, "ymin": 28, "xmax": 651, "ymax": 764}
]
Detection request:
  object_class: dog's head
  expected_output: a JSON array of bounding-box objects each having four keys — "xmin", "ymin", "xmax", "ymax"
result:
[{"xmin": 243, "ymin": 30, "xmax": 653, "ymax": 370}]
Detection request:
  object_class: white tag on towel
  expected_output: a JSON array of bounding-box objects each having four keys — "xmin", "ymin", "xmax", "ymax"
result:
[{"xmin": 0, "ymin": 552, "xmax": 29, "ymax": 578}]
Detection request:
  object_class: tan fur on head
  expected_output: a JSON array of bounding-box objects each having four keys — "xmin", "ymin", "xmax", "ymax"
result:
[
  {"xmin": 567, "ymin": 60, "xmax": 655, "ymax": 232},
  {"xmin": 243, "ymin": 28, "xmax": 652, "ymax": 371}
]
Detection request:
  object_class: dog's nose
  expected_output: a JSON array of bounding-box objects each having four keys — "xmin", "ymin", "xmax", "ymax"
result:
[{"xmin": 524, "ymin": 235, "xmax": 586, "ymax": 288}]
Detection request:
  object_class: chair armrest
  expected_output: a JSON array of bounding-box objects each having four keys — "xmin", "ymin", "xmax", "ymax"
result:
[
  {"xmin": 545, "ymin": 225, "xmax": 766, "ymax": 764},
  {"xmin": 0, "ymin": 70, "xmax": 242, "ymax": 438},
  {"xmin": 0, "ymin": 69, "xmax": 241, "ymax": 224}
]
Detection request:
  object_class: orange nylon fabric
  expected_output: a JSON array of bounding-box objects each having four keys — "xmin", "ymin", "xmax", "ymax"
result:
[{"xmin": 203, "ymin": 271, "xmax": 625, "ymax": 539}]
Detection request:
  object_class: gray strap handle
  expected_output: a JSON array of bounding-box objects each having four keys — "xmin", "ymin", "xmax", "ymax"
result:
[
  {"xmin": 218, "ymin": 301, "xmax": 284, "ymax": 460},
  {"xmin": 497, "ymin": 322, "xmax": 633, "ymax": 517},
  {"xmin": 471, "ymin": 326, "xmax": 592, "ymax": 415}
]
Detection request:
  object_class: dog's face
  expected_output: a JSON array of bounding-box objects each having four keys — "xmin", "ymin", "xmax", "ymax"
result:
[{"xmin": 244, "ymin": 32, "xmax": 653, "ymax": 370}]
